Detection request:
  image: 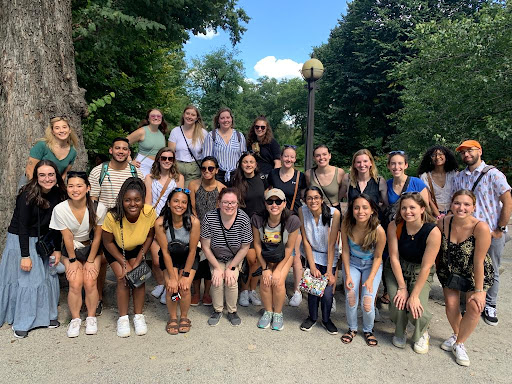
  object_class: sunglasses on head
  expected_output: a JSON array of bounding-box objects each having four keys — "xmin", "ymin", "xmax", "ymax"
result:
[
  {"xmin": 160, "ymin": 155, "xmax": 174, "ymax": 162},
  {"xmin": 284, "ymin": 144, "xmax": 297, "ymax": 150},
  {"xmin": 254, "ymin": 125, "xmax": 266, "ymax": 131},
  {"xmin": 243, "ymin": 150, "xmax": 256, "ymax": 156},
  {"xmin": 201, "ymin": 166, "xmax": 216, "ymax": 173},
  {"xmin": 174, "ymin": 188, "xmax": 190, "ymax": 195},
  {"xmin": 388, "ymin": 150, "xmax": 405, "ymax": 156},
  {"xmin": 401, "ymin": 191, "xmax": 420, "ymax": 197},
  {"xmin": 67, "ymin": 171, "xmax": 87, "ymax": 178},
  {"xmin": 265, "ymin": 198, "xmax": 285, "ymax": 206}
]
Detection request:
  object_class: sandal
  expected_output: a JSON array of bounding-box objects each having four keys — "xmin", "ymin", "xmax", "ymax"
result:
[
  {"xmin": 166, "ymin": 319, "xmax": 179, "ymax": 335},
  {"xmin": 364, "ymin": 331, "xmax": 378, "ymax": 347},
  {"xmin": 341, "ymin": 330, "xmax": 357, "ymax": 344},
  {"xmin": 379, "ymin": 294, "xmax": 390, "ymax": 305},
  {"xmin": 178, "ymin": 317, "xmax": 192, "ymax": 333}
]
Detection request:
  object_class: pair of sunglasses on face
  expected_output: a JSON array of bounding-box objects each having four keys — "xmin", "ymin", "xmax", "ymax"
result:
[
  {"xmin": 265, "ymin": 198, "xmax": 285, "ymax": 206},
  {"xmin": 160, "ymin": 156, "xmax": 174, "ymax": 162},
  {"xmin": 201, "ymin": 166, "xmax": 216, "ymax": 173}
]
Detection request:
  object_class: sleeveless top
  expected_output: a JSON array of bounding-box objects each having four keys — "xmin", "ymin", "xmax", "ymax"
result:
[
  {"xmin": 165, "ymin": 225, "xmax": 190, "ymax": 244},
  {"xmin": 151, "ymin": 177, "xmax": 177, "ymax": 215},
  {"xmin": 398, "ymin": 222, "xmax": 436, "ymax": 264},
  {"xmin": 300, "ymin": 205, "xmax": 339, "ymax": 266},
  {"xmin": 139, "ymin": 126, "xmax": 166, "ymax": 157},
  {"xmin": 348, "ymin": 237, "xmax": 374, "ymax": 261},
  {"xmin": 195, "ymin": 183, "xmax": 221, "ymax": 222},
  {"xmin": 310, "ymin": 168, "xmax": 340, "ymax": 206},
  {"xmin": 348, "ymin": 177, "xmax": 381, "ymax": 205}
]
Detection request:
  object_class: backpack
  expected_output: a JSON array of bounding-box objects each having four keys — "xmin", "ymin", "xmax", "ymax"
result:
[
  {"xmin": 211, "ymin": 129, "xmax": 244, "ymax": 160},
  {"xmin": 99, "ymin": 161, "xmax": 138, "ymax": 186}
]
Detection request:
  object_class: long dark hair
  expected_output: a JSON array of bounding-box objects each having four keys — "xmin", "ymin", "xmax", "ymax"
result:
[
  {"xmin": 109, "ymin": 177, "xmax": 147, "ymax": 222},
  {"xmin": 342, "ymin": 193, "xmax": 380, "ymax": 251},
  {"xmin": 150, "ymin": 147, "xmax": 180, "ymax": 181},
  {"xmin": 160, "ymin": 188, "xmax": 193, "ymax": 232},
  {"xmin": 304, "ymin": 186, "xmax": 332, "ymax": 227},
  {"xmin": 21, "ymin": 160, "xmax": 66, "ymax": 208},
  {"xmin": 417, "ymin": 145, "xmax": 459, "ymax": 175},
  {"xmin": 66, "ymin": 171, "xmax": 97, "ymax": 232},
  {"xmin": 137, "ymin": 108, "xmax": 168, "ymax": 135},
  {"xmin": 260, "ymin": 203, "xmax": 293, "ymax": 239},
  {"xmin": 232, "ymin": 152, "xmax": 260, "ymax": 202},
  {"xmin": 247, "ymin": 115, "xmax": 274, "ymax": 147}
]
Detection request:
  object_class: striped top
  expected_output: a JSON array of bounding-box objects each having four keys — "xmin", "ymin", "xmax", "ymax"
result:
[
  {"xmin": 151, "ymin": 177, "xmax": 177, "ymax": 215},
  {"xmin": 89, "ymin": 163, "xmax": 144, "ymax": 209},
  {"xmin": 200, "ymin": 208, "xmax": 253, "ymax": 263},
  {"xmin": 203, "ymin": 129, "xmax": 247, "ymax": 182},
  {"xmin": 347, "ymin": 237, "xmax": 374, "ymax": 261}
]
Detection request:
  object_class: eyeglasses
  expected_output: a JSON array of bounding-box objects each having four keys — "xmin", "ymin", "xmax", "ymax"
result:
[
  {"xmin": 306, "ymin": 196, "xmax": 322, "ymax": 202},
  {"xmin": 160, "ymin": 156, "xmax": 174, "ymax": 162},
  {"xmin": 220, "ymin": 201, "xmax": 238, "ymax": 207},
  {"xmin": 265, "ymin": 198, "xmax": 285, "ymax": 206},
  {"xmin": 254, "ymin": 125, "xmax": 266, "ymax": 131},
  {"xmin": 430, "ymin": 152, "xmax": 445, "ymax": 159},
  {"xmin": 389, "ymin": 150, "xmax": 405, "ymax": 156},
  {"xmin": 174, "ymin": 188, "xmax": 190, "ymax": 195},
  {"xmin": 149, "ymin": 114, "xmax": 162, "ymax": 119},
  {"xmin": 201, "ymin": 166, "xmax": 216, "ymax": 173},
  {"xmin": 458, "ymin": 148, "xmax": 479, "ymax": 155},
  {"xmin": 284, "ymin": 144, "xmax": 297, "ymax": 150}
]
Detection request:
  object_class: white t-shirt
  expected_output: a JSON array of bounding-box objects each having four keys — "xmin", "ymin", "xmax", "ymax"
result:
[
  {"xmin": 420, "ymin": 170, "xmax": 457, "ymax": 212},
  {"xmin": 50, "ymin": 201, "xmax": 108, "ymax": 246},
  {"xmin": 168, "ymin": 126, "xmax": 207, "ymax": 162}
]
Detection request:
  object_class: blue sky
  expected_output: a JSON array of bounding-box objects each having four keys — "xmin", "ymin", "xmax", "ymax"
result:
[{"xmin": 184, "ymin": 0, "xmax": 349, "ymax": 80}]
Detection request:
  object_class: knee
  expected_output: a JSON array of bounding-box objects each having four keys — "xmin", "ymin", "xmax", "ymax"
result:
[
  {"xmin": 363, "ymin": 295, "xmax": 373, "ymax": 313},
  {"xmin": 68, "ymin": 280, "xmax": 83, "ymax": 294},
  {"xmin": 465, "ymin": 299, "xmax": 480, "ymax": 318},
  {"xmin": 83, "ymin": 279, "xmax": 97, "ymax": 292},
  {"xmin": 347, "ymin": 290, "xmax": 356, "ymax": 307}
]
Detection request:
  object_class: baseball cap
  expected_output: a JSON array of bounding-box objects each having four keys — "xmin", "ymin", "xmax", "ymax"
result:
[
  {"xmin": 264, "ymin": 188, "xmax": 286, "ymax": 201},
  {"xmin": 456, "ymin": 140, "xmax": 482, "ymax": 152}
]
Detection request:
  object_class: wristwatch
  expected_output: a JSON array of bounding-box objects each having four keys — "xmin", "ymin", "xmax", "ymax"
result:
[
  {"xmin": 182, "ymin": 271, "xmax": 190, "ymax": 277},
  {"xmin": 231, "ymin": 266, "xmax": 236, "ymax": 271},
  {"xmin": 498, "ymin": 225, "xmax": 507, "ymax": 232},
  {"xmin": 69, "ymin": 258, "xmax": 77, "ymax": 263}
]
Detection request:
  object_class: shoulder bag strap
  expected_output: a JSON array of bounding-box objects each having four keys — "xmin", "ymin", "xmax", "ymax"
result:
[
  {"xmin": 217, "ymin": 209, "xmax": 236, "ymax": 257},
  {"xmin": 180, "ymin": 126, "xmax": 201, "ymax": 168},
  {"xmin": 426, "ymin": 173, "xmax": 439, "ymax": 209},
  {"xmin": 313, "ymin": 169, "xmax": 335, "ymax": 207},
  {"xmin": 152, "ymin": 177, "xmax": 172, "ymax": 209},
  {"xmin": 37, "ymin": 207, "xmax": 41, "ymax": 240},
  {"xmin": 395, "ymin": 221, "xmax": 404, "ymax": 240},
  {"xmin": 400, "ymin": 176, "xmax": 411, "ymax": 194},
  {"xmin": 471, "ymin": 165, "xmax": 495, "ymax": 192},
  {"xmin": 119, "ymin": 220, "xmax": 127, "ymax": 284},
  {"xmin": 447, "ymin": 216, "xmax": 453, "ymax": 265},
  {"xmin": 290, "ymin": 170, "xmax": 300, "ymax": 209}
]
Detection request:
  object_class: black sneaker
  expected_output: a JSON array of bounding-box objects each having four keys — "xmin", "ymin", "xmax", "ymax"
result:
[
  {"xmin": 12, "ymin": 327, "xmax": 28, "ymax": 339},
  {"xmin": 300, "ymin": 317, "xmax": 316, "ymax": 331},
  {"xmin": 227, "ymin": 312, "xmax": 242, "ymax": 326},
  {"xmin": 322, "ymin": 319, "xmax": 338, "ymax": 335},
  {"xmin": 96, "ymin": 300, "xmax": 103, "ymax": 317},
  {"xmin": 49, "ymin": 319, "xmax": 60, "ymax": 329},
  {"xmin": 483, "ymin": 305, "xmax": 498, "ymax": 326},
  {"xmin": 208, "ymin": 311, "xmax": 223, "ymax": 327}
]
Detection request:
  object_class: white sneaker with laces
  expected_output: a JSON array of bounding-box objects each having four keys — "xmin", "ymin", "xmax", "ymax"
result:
[
  {"xmin": 85, "ymin": 316, "xmax": 98, "ymax": 335},
  {"xmin": 441, "ymin": 334, "xmax": 457, "ymax": 351},
  {"xmin": 117, "ymin": 315, "xmax": 131, "ymax": 338},
  {"xmin": 249, "ymin": 290, "xmax": 262, "ymax": 306},
  {"xmin": 151, "ymin": 284, "xmax": 165, "ymax": 299},
  {"xmin": 239, "ymin": 290, "xmax": 250, "ymax": 307},
  {"xmin": 453, "ymin": 343, "xmax": 470, "ymax": 366},
  {"xmin": 133, "ymin": 314, "xmax": 148, "ymax": 336},
  {"xmin": 414, "ymin": 331, "xmax": 430, "ymax": 354},
  {"xmin": 160, "ymin": 289, "xmax": 167, "ymax": 305},
  {"xmin": 289, "ymin": 291, "xmax": 302, "ymax": 307},
  {"xmin": 67, "ymin": 318, "xmax": 81, "ymax": 338}
]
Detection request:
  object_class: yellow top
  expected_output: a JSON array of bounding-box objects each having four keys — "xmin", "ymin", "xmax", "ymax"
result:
[{"xmin": 102, "ymin": 204, "xmax": 156, "ymax": 250}]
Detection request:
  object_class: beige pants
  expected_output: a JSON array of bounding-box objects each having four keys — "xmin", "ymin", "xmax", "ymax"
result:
[{"xmin": 210, "ymin": 261, "xmax": 239, "ymax": 313}]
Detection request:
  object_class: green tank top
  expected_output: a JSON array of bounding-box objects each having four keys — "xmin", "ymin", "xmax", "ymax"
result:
[
  {"xmin": 139, "ymin": 126, "xmax": 165, "ymax": 156},
  {"xmin": 310, "ymin": 167, "xmax": 340, "ymax": 207}
]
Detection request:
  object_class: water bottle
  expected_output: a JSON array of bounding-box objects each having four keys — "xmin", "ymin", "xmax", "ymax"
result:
[{"xmin": 49, "ymin": 255, "xmax": 57, "ymax": 276}]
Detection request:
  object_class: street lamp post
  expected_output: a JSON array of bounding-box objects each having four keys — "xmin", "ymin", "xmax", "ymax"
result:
[{"xmin": 301, "ymin": 58, "xmax": 324, "ymax": 170}]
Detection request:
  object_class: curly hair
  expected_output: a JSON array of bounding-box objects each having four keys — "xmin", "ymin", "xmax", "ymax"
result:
[
  {"xmin": 417, "ymin": 145, "xmax": 459, "ymax": 175},
  {"xmin": 160, "ymin": 188, "xmax": 193, "ymax": 232},
  {"xmin": 149, "ymin": 147, "xmax": 181, "ymax": 181},
  {"xmin": 349, "ymin": 149, "xmax": 380, "ymax": 187},
  {"xmin": 109, "ymin": 177, "xmax": 148, "ymax": 222},
  {"xmin": 137, "ymin": 108, "xmax": 168, "ymax": 135},
  {"xmin": 342, "ymin": 193, "xmax": 380, "ymax": 251},
  {"xmin": 247, "ymin": 115, "xmax": 274, "ymax": 147},
  {"xmin": 180, "ymin": 105, "xmax": 205, "ymax": 146},
  {"xmin": 21, "ymin": 160, "xmax": 66, "ymax": 209}
]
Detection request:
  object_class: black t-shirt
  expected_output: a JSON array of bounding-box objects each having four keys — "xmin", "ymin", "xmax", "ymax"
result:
[
  {"xmin": 267, "ymin": 169, "xmax": 307, "ymax": 215},
  {"xmin": 255, "ymin": 139, "xmax": 280, "ymax": 175},
  {"xmin": 242, "ymin": 174, "xmax": 267, "ymax": 219},
  {"xmin": 398, "ymin": 222, "xmax": 436, "ymax": 264}
]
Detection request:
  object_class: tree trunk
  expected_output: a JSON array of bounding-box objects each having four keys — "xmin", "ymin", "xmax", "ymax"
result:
[{"xmin": 0, "ymin": 0, "xmax": 88, "ymax": 246}]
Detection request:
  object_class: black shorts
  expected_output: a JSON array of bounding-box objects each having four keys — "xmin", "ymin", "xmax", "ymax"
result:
[
  {"xmin": 103, "ymin": 243, "xmax": 142, "ymax": 265},
  {"xmin": 193, "ymin": 259, "xmax": 212, "ymax": 281},
  {"xmin": 158, "ymin": 249, "xmax": 199, "ymax": 271}
]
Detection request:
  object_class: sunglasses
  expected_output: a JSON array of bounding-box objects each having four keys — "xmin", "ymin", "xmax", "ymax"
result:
[
  {"xmin": 149, "ymin": 114, "xmax": 162, "ymax": 119},
  {"xmin": 160, "ymin": 156, "xmax": 174, "ymax": 162},
  {"xmin": 201, "ymin": 166, "xmax": 216, "ymax": 173},
  {"xmin": 174, "ymin": 188, "xmax": 190, "ymax": 195},
  {"xmin": 242, "ymin": 150, "xmax": 256, "ymax": 156},
  {"xmin": 401, "ymin": 191, "xmax": 420, "ymax": 197},
  {"xmin": 284, "ymin": 144, "xmax": 297, "ymax": 150},
  {"xmin": 265, "ymin": 198, "xmax": 285, "ymax": 206},
  {"xmin": 388, "ymin": 150, "xmax": 406, "ymax": 156},
  {"xmin": 254, "ymin": 125, "xmax": 266, "ymax": 131}
]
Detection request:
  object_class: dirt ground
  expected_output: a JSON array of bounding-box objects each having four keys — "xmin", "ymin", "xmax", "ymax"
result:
[{"xmin": 1, "ymin": 241, "xmax": 511, "ymax": 384}]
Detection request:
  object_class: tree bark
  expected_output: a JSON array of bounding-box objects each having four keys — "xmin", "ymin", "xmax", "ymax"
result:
[{"xmin": 0, "ymin": 0, "xmax": 88, "ymax": 246}]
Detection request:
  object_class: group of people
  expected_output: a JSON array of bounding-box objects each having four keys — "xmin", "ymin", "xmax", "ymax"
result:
[{"xmin": 0, "ymin": 107, "xmax": 510, "ymax": 368}]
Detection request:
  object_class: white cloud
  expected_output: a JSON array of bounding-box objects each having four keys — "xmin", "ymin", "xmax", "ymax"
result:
[
  {"xmin": 254, "ymin": 56, "xmax": 303, "ymax": 80},
  {"xmin": 195, "ymin": 29, "xmax": 219, "ymax": 40}
]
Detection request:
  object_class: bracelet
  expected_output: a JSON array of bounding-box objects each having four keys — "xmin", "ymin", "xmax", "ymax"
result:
[
  {"xmin": 21, "ymin": 256, "xmax": 30, "ymax": 259},
  {"xmin": 474, "ymin": 289, "xmax": 484, "ymax": 293},
  {"xmin": 87, "ymin": 260, "xmax": 95, "ymax": 263},
  {"xmin": 397, "ymin": 287, "xmax": 406, "ymax": 291}
]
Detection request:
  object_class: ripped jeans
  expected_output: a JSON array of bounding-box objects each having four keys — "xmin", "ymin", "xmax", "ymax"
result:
[{"xmin": 343, "ymin": 256, "xmax": 382, "ymax": 333}]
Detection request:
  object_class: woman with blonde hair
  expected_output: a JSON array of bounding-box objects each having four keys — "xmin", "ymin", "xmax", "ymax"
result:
[
  {"xmin": 25, "ymin": 116, "xmax": 79, "ymax": 180},
  {"xmin": 168, "ymin": 105, "xmax": 208, "ymax": 187},
  {"xmin": 144, "ymin": 147, "xmax": 184, "ymax": 304}
]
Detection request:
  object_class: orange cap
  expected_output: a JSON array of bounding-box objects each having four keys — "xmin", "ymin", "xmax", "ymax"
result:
[{"xmin": 456, "ymin": 140, "xmax": 481, "ymax": 152}]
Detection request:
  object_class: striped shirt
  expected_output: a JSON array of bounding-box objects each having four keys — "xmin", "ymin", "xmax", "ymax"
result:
[
  {"xmin": 200, "ymin": 208, "xmax": 253, "ymax": 263},
  {"xmin": 151, "ymin": 177, "xmax": 177, "ymax": 215},
  {"xmin": 89, "ymin": 163, "xmax": 144, "ymax": 209},
  {"xmin": 203, "ymin": 129, "xmax": 247, "ymax": 182}
]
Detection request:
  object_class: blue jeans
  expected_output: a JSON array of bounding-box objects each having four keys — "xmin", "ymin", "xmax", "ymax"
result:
[
  {"xmin": 343, "ymin": 257, "xmax": 382, "ymax": 332},
  {"xmin": 486, "ymin": 235, "xmax": 506, "ymax": 307},
  {"xmin": 307, "ymin": 264, "xmax": 336, "ymax": 323}
]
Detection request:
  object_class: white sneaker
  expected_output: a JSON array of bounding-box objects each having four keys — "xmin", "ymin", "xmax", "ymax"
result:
[
  {"xmin": 117, "ymin": 315, "xmax": 131, "ymax": 338},
  {"xmin": 160, "ymin": 289, "xmax": 167, "ymax": 305},
  {"xmin": 151, "ymin": 284, "xmax": 165, "ymax": 299},
  {"xmin": 67, "ymin": 318, "xmax": 81, "ymax": 338},
  {"xmin": 414, "ymin": 331, "xmax": 430, "ymax": 354},
  {"xmin": 85, "ymin": 316, "xmax": 98, "ymax": 335},
  {"xmin": 289, "ymin": 291, "xmax": 302, "ymax": 307},
  {"xmin": 331, "ymin": 297, "xmax": 337, "ymax": 313},
  {"xmin": 133, "ymin": 314, "xmax": 148, "ymax": 336},
  {"xmin": 249, "ymin": 290, "xmax": 262, "ymax": 306},
  {"xmin": 453, "ymin": 343, "xmax": 470, "ymax": 366},
  {"xmin": 239, "ymin": 290, "xmax": 250, "ymax": 307},
  {"xmin": 441, "ymin": 334, "xmax": 457, "ymax": 351}
]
